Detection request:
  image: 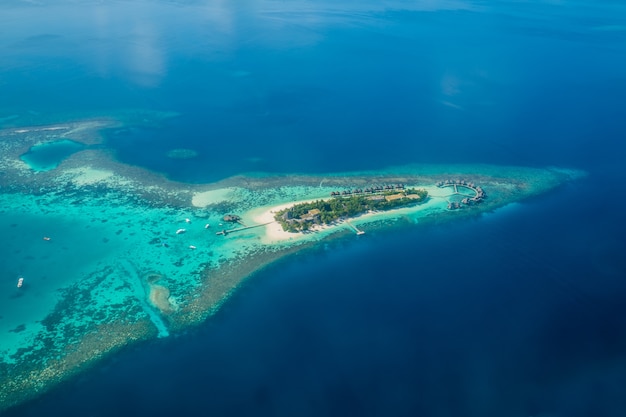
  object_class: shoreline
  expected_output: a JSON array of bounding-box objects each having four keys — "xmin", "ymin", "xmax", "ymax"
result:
[{"xmin": 247, "ymin": 183, "xmax": 479, "ymax": 244}]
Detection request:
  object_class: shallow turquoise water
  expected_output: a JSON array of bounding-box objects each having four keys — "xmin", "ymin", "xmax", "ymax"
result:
[
  {"xmin": 19, "ymin": 139, "xmax": 85, "ymax": 171},
  {"xmin": 0, "ymin": 189, "xmax": 223, "ymax": 358}
]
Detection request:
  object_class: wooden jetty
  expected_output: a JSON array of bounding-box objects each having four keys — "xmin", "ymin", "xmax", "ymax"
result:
[
  {"xmin": 223, "ymin": 214, "xmax": 246, "ymax": 227},
  {"xmin": 345, "ymin": 219, "xmax": 365, "ymax": 235},
  {"xmin": 216, "ymin": 221, "xmax": 273, "ymax": 236}
]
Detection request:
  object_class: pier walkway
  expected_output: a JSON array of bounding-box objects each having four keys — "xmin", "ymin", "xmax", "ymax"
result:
[
  {"xmin": 216, "ymin": 221, "xmax": 274, "ymax": 236},
  {"xmin": 435, "ymin": 179, "xmax": 487, "ymax": 210},
  {"xmin": 345, "ymin": 219, "xmax": 365, "ymax": 235}
]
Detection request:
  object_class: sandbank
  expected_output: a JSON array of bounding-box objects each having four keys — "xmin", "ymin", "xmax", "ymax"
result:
[{"xmin": 192, "ymin": 187, "xmax": 245, "ymax": 207}]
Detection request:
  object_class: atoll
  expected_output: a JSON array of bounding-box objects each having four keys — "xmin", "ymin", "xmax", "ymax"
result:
[{"xmin": 0, "ymin": 112, "xmax": 586, "ymax": 412}]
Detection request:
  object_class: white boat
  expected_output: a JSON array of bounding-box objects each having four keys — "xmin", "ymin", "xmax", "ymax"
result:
[
  {"xmin": 185, "ymin": 218, "xmax": 191, "ymax": 223},
  {"xmin": 176, "ymin": 228, "xmax": 186, "ymax": 234},
  {"xmin": 17, "ymin": 277, "xmax": 24, "ymax": 288},
  {"xmin": 189, "ymin": 245, "xmax": 197, "ymax": 250},
  {"xmin": 204, "ymin": 223, "xmax": 210, "ymax": 229}
]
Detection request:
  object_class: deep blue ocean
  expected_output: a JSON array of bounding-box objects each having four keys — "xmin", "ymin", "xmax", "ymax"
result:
[{"xmin": 2, "ymin": 0, "xmax": 626, "ymax": 416}]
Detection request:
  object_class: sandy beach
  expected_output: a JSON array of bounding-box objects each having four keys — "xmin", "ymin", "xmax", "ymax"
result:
[
  {"xmin": 250, "ymin": 186, "xmax": 447, "ymax": 245},
  {"xmin": 251, "ymin": 200, "xmax": 313, "ymax": 244}
]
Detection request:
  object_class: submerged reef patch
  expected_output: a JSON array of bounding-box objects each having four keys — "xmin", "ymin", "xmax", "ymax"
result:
[
  {"xmin": 166, "ymin": 148, "xmax": 198, "ymax": 159},
  {"xmin": 144, "ymin": 272, "xmax": 176, "ymax": 314},
  {"xmin": 0, "ymin": 114, "xmax": 586, "ymax": 412},
  {"xmin": 149, "ymin": 284, "xmax": 175, "ymax": 314}
]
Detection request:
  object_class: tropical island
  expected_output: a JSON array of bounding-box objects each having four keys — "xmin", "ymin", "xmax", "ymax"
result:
[{"xmin": 275, "ymin": 186, "xmax": 429, "ymax": 232}]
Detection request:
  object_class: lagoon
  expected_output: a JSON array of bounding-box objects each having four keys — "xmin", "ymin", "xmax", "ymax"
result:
[{"xmin": 20, "ymin": 139, "xmax": 86, "ymax": 171}]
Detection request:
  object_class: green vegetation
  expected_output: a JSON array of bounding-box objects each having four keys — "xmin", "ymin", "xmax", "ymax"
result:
[{"xmin": 274, "ymin": 188, "xmax": 428, "ymax": 232}]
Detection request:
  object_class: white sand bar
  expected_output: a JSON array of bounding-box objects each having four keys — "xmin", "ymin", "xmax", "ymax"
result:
[{"xmin": 192, "ymin": 187, "xmax": 245, "ymax": 207}]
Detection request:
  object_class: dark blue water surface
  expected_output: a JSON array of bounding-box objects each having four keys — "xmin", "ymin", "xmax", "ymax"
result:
[
  {"xmin": 2, "ymin": 1, "xmax": 625, "ymax": 181},
  {"xmin": 9, "ymin": 173, "xmax": 626, "ymax": 417},
  {"xmin": 2, "ymin": 0, "xmax": 626, "ymax": 416}
]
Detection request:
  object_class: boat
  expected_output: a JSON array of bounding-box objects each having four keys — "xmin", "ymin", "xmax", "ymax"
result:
[
  {"xmin": 43, "ymin": 236, "xmax": 51, "ymax": 241},
  {"xmin": 189, "ymin": 245, "xmax": 197, "ymax": 250},
  {"xmin": 185, "ymin": 218, "xmax": 191, "ymax": 223},
  {"xmin": 176, "ymin": 228, "xmax": 186, "ymax": 234},
  {"xmin": 204, "ymin": 223, "xmax": 210, "ymax": 229},
  {"xmin": 17, "ymin": 277, "xmax": 24, "ymax": 288}
]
